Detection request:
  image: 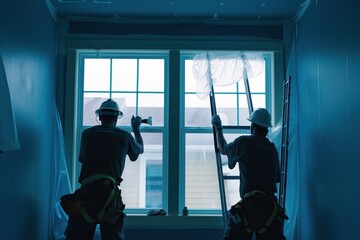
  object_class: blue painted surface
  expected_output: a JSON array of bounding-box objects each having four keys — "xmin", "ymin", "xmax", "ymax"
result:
[
  {"xmin": 295, "ymin": 1, "xmax": 360, "ymax": 239},
  {"xmin": 0, "ymin": 1, "xmax": 57, "ymax": 239}
]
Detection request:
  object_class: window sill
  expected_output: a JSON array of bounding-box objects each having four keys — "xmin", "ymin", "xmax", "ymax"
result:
[{"xmin": 124, "ymin": 215, "xmax": 224, "ymax": 229}]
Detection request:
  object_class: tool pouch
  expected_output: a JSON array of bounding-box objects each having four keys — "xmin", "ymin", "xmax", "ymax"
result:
[
  {"xmin": 60, "ymin": 193, "xmax": 82, "ymax": 217},
  {"xmin": 103, "ymin": 188, "xmax": 126, "ymax": 224}
]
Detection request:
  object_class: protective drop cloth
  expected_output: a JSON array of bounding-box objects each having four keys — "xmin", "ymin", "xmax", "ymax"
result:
[
  {"xmin": 192, "ymin": 51, "xmax": 265, "ymax": 99},
  {"xmin": 0, "ymin": 54, "xmax": 20, "ymax": 152}
]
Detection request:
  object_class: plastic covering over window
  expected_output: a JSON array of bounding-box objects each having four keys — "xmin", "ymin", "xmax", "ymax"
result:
[
  {"xmin": 192, "ymin": 51, "xmax": 265, "ymax": 99},
  {"xmin": 0, "ymin": 54, "xmax": 20, "ymax": 152}
]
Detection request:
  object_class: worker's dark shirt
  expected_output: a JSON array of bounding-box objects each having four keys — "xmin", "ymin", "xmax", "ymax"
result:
[
  {"xmin": 225, "ymin": 135, "xmax": 280, "ymax": 198},
  {"xmin": 78, "ymin": 125, "xmax": 142, "ymax": 184}
]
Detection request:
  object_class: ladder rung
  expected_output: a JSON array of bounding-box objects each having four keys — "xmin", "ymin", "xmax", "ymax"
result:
[{"xmin": 223, "ymin": 175, "xmax": 240, "ymax": 180}]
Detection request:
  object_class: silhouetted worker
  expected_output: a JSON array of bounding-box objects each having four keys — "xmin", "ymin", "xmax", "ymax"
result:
[
  {"xmin": 61, "ymin": 98, "xmax": 144, "ymax": 240},
  {"xmin": 212, "ymin": 108, "xmax": 287, "ymax": 240}
]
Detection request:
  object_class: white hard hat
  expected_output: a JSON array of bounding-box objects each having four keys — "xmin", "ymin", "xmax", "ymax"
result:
[
  {"xmin": 247, "ymin": 108, "xmax": 272, "ymax": 127},
  {"xmin": 95, "ymin": 99, "xmax": 123, "ymax": 119}
]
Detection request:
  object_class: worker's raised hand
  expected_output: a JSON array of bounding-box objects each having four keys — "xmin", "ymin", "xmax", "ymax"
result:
[
  {"xmin": 131, "ymin": 115, "xmax": 142, "ymax": 132},
  {"xmin": 211, "ymin": 114, "xmax": 222, "ymax": 129}
]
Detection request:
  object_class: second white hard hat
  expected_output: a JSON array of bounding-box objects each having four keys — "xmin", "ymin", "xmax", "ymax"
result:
[{"xmin": 247, "ymin": 108, "xmax": 272, "ymax": 127}]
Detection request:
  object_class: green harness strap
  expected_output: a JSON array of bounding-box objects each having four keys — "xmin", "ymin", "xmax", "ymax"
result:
[
  {"xmin": 79, "ymin": 174, "xmax": 117, "ymax": 223},
  {"xmin": 241, "ymin": 190, "xmax": 279, "ymax": 234},
  {"xmin": 81, "ymin": 173, "xmax": 116, "ymax": 188}
]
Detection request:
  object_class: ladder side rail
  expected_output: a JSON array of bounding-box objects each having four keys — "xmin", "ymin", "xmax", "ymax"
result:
[
  {"xmin": 241, "ymin": 56, "xmax": 254, "ymax": 115},
  {"xmin": 209, "ymin": 84, "xmax": 228, "ymax": 228},
  {"xmin": 243, "ymin": 70, "xmax": 254, "ymax": 115},
  {"xmin": 282, "ymin": 77, "xmax": 291, "ymax": 208},
  {"xmin": 279, "ymin": 78, "xmax": 287, "ymax": 207},
  {"xmin": 279, "ymin": 77, "xmax": 291, "ymax": 209},
  {"xmin": 279, "ymin": 79, "xmax": 288, "ymax": 207}
]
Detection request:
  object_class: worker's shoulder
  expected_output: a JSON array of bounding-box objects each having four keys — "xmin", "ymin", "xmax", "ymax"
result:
[
  {"xmin": 236, "ymin": 134, "xmax": 253, "ymax": 141},
  {"xmin": 84, "ymin": 126, "xmax": 129, "ymax": 134},
  {"xmin": 241, "ymin": 135, "xmax": 273, "ymax": 145}
]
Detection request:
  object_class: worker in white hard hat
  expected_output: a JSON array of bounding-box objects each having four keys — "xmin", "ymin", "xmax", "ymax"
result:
[
  {"xmin": 62, "ymin": 98, "xmax": 144, "ymax": 240},
  {"xmin": 212, "ymin": 108, "xmax": 287, "ymax": 240}
]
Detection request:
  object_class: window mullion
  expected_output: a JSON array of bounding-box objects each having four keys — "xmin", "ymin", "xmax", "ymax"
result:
[{"xmin": 167, "ymin": 50, "xmax": 181, "ymax": 216}]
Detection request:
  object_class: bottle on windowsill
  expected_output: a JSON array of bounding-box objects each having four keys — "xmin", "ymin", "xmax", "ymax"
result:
[{"xmin": 182, "ymin": 206, "xmax": 188, "ymax": 216}]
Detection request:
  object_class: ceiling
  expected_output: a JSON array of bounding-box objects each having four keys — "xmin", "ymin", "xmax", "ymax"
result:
[{"xmin": 49, "ymin": 0, "xmax": 306, "ymax": 20}]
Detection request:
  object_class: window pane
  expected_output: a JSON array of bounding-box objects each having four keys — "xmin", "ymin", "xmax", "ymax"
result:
[
  {"xmin": 112, "ymin": 59, "xmax": 137, "ymax": 91},
  {"xmin": 83, "ymin": 94, "xmax": 110, "ymax": 126},
  {"xmin": 138, "ymin": 93, "xmax": 164, "ymax": 126},
  {"xmin": 84, "ymin": 59, "xmax": 110, "ymax": 91},
  {"xmin": 249, "ymin": 67, "xmax": 266, "ymax": 93},
  {"xmin": 139, "ymin": 59, "xmax": 164, "ymax": 92},
  {"xmin": 146, "ymin": 161, "xmax": 162, "ymax": 208},
  {"xmin": 185, "ymin": 59, "xmax": 197, "ymax": 92},
  {"xmin": 121, "ymin": 133, "xmax": 163, "ymax": 209},
  {"xmin": 185, "ymin": 94, "xmax": 211, "ymax": 127},
  {"xmin": 251, "ymin": 94, "xmax": 266, "ymax": 109},
  {"xmin": 185, "ymin": 133, "xmax": 219, "ymax": 209},
  {"xmin": 185, "ymin": 133, "xmax": 241, "ymax": 210},
  {"xmin": 213, "ymin": 94, "xmax": 238, "ymax": 126}
]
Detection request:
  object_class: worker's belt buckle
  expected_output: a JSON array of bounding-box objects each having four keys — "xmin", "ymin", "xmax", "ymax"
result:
[{"xmin": 60, "ymin": 194, "xmax": 82, "ymax": 217}]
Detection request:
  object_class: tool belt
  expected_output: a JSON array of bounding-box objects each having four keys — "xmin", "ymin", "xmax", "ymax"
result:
[
  {"xmin": 60, "ymin": 174, "xmax": 125, "ymax": 224},
  {"xmin": 228, "ymin": 190, "xmax": 288, "ymax": 234}
]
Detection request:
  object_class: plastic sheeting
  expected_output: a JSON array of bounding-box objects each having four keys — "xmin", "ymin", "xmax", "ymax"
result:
[
  {"xmin": 0, "ymin": 54, "xmax": 20, "ymax": 152},
  {"xmin": 192, "ymin": 51, "xmax": 265, "ymax": 99},
  {"xmin": 51, "ymin": 107, "xmax": 71, "ymax": 240},
  {"xmin": 268, "ymin": 114, "xmax": 299, "ymax": 239},
  {"xmin": 51, "ymin": 107, "xmax": 103, "ymax": 240}
]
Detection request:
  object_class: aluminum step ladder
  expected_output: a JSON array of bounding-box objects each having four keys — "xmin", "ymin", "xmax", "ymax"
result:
[
  {"xmin": 209, "ymin": 67, "xmax": 254, "ymax": 229},
  {"xmin": 279, "ymin": 76, "xmax": 291, "ymax": 210}
]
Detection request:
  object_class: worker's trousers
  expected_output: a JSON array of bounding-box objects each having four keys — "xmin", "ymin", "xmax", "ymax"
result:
[
  {"xmin": 223, "ymin": 196, "xmax": 286, "ymax": 240},
  {"xmin": 65, "ymin": 214, "xmax": 125, "ymax": 240},
  {"xmin": 64, "ymin": 179, "xmax": 125, "ymax": 240}
]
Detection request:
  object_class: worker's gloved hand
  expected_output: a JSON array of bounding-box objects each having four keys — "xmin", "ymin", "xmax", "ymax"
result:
[
  {"xmin": 211, "ymin": 114, "xmax": 222, "ymax": 129},
  {"xmin": 131, "ymin": 116, "xmax": 142, "ymax": 132}
]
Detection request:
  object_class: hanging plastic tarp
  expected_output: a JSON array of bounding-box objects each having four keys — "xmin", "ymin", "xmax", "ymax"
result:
[
  {"xmin": 0, "ymin": 54, "xmax": 20, "ymax": 152},
  {"xmin": 192, "ymin": 51, "xmax": 265, "ymax": 99},
  {"xmin": 51, "ymin": 106, "xmax": 72, "ymax": 240},
  {"xmin": 268, "ymin": 105, "xmax": 299, "ymax": 240}
]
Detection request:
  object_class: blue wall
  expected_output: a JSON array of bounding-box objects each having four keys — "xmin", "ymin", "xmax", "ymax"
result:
[
  {"xmin": 295, "ymin": 1, "xmax": 360, "ymax": 239},
  {"xmin": 0, "ymin": 1, "xmax": 57, "ymax": 239}
]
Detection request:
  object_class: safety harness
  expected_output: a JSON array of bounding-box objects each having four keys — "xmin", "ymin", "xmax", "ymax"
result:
[
  {"xmin": 229, "ymin": 190, "xmax": 288, "ymax": 235},
  {"xmin": 61, "ymin": 174, "xmax": 118, "ymax": 224}
]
